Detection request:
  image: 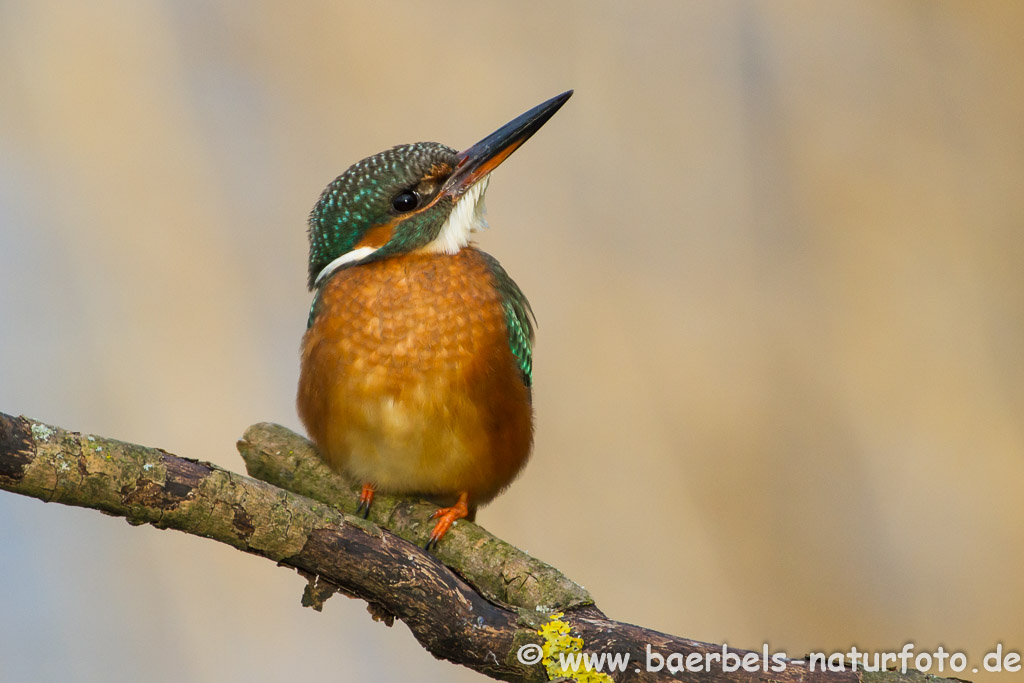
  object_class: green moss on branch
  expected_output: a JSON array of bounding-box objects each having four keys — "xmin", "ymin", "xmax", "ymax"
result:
[{"xmin": 237, "ymin": 422, "xmax": 593, "ymax": 613}]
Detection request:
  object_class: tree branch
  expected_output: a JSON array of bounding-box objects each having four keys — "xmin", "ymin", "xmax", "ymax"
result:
[
  {"xmin": 236, "ymin": 422, "xmax": 591, "ymax": 614},
  {"xmin": 0, "ymin": 411, "xmax": 962, "ymax": 683}
]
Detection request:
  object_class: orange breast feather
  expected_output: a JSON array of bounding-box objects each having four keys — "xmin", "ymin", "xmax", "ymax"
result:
[{"xmin": 297, "ymin": 247, "xmax": 533, "ymax": 504}]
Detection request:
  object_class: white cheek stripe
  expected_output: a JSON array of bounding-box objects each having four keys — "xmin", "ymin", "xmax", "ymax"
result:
[{"xmin": 313, "ymin": 246, "xmax": 379, "ymax": 287}]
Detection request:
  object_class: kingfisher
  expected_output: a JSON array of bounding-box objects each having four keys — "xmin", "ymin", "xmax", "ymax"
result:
[{"xmin": 297, "ymin": 91, "xmax": 572, "ymax": 549}]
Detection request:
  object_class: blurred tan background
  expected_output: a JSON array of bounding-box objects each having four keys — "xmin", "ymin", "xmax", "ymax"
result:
[{"xmin": 2, "ymin": 2, "xmax": 1023, "ymax": 682}]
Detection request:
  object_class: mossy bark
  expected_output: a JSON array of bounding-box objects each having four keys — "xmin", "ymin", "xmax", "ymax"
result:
[
  {"xmin": 237, "ymin": 422, "xmax": 592, "ymax": 613},
  {"xmin": 0, "ymin": 411, "xmax": 972, "ymax": 683}
]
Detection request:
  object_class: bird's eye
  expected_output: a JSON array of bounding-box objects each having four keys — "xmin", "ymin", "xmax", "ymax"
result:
[{"xmin": 391, "ymin": 191, "xmax": 419, "ymax": 213}]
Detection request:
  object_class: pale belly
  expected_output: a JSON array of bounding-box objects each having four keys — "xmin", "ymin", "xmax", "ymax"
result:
[{"xmin": 327, "ymin": 372, "xmax": 490, "ymax": 495}]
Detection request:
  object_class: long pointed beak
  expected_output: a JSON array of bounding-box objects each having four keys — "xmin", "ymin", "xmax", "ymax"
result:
[{"xmin": 443, "ymin": 90, "xmax": 573, "ymax": 197}]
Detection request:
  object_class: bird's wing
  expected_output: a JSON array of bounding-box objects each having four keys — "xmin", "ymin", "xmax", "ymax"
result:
[{"xmin": 480, "ymin": 251, "xmax": 536, "ymax": 388}]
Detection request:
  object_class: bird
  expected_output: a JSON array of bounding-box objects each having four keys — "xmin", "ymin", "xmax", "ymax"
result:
[{"xmin": 297, "ymin": 91, "xmax": 572, "ymax": 549}]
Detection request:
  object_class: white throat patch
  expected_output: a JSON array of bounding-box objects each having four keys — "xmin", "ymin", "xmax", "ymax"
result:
[{"xmin": 421, "ymin": 174, "xmax": 491, "ymax": 254}]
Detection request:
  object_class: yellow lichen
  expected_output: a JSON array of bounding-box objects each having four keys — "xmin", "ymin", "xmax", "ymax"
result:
[{"xmin": 538, "ymin": 612, "xmax": 614, "ymax": 682}]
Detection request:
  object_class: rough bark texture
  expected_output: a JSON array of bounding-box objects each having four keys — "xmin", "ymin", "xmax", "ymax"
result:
[
  {"xmin": 0, "ymin": 411, "xmax": 968, "ymax": 683},
  {"xmin": 237, "ymin": 422, "xmax": 591, "ymax": 613}
]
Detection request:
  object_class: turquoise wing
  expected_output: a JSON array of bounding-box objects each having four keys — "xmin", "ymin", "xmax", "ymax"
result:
[{"xmin": 480, "ymin": 252, "xmax": 536, "ymax": 388}]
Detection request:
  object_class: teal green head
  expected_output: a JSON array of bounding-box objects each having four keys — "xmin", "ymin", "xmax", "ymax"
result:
[
  {"xmin": 306, "ymin": 90, "xmax": 573, "ymax": 290},
  {"xmin": 307, "ymin": 142, "xmax": 460, "ymax": 289}
]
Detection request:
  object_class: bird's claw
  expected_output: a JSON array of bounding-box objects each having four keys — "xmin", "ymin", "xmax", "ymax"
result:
[
  {"xmin": 356, "ymin": 483, "xmax": 375, "ymax": 519},
  {"xmin": 423, "ymin": 493, "xmax": 469, "ymax": 552}
]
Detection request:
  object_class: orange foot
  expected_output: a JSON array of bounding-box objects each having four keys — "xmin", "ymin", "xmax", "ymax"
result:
[
  {"xmin": 355, "ymin": 483, "xmax": 375, "ymax": 519},
  {"xmin": 425, "ymin": 491, "xmax": 469, "ymax": 551}
]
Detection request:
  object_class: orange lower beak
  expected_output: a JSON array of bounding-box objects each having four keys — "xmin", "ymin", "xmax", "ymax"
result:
[{"xmin": 443, "ymin": 90, "xmax": 573, "ymax": 198}]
